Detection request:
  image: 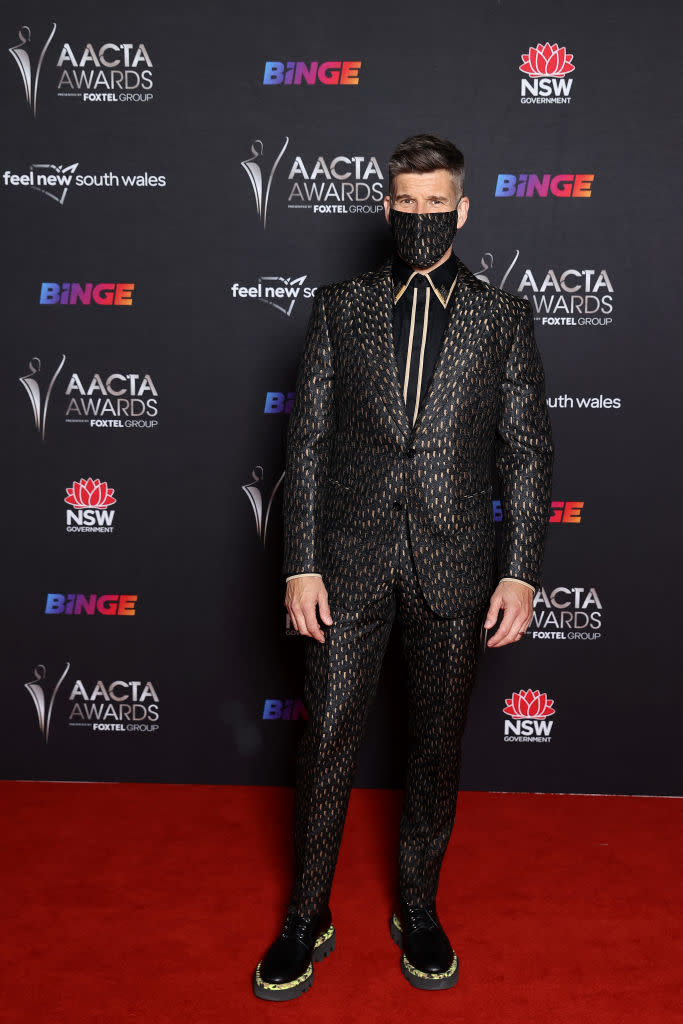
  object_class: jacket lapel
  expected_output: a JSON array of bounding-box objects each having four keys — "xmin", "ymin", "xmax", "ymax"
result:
[
  {"xmin": 355, "ymin": 257, "xmax": 411, "ymax": 439},
  {"xmin": 411, "ymin": 256, "xmax": 492, "ymax": 436},
  {"xmin": 355, "ymin": 254, "xmax": 491, "ymax": 439}
]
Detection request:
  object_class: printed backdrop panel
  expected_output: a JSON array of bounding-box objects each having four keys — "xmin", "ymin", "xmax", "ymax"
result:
[{"xmin": 1, "ymin": 0, "xmax": 680, "ymax": 794}]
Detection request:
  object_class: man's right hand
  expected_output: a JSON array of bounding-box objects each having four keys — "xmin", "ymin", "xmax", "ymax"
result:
[{"xmin": 285, "ymin": 576, "xmax": 333, "ymax": 643}]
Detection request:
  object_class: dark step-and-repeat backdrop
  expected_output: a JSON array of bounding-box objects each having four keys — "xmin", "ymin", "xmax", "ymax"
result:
[{"xmin": 2, "ymin": 2, "xmax": 680, "ymax": 795}]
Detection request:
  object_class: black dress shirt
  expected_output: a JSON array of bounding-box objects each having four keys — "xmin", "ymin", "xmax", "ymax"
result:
[{"xmin": 391, "ymin": 250, "xmax": 459, "ymax": 426}]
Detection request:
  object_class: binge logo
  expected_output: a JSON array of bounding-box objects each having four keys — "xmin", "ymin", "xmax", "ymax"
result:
[
  {"xmin": 503, "ymin": 689, "xmax": 555, "ymax": 743},
  {"xmin": 263, "ymin": 699, "xmax": 308, "ymax": 720},
  {"xmin": 549, "ymin": 500, "xmax": 583, "ymax": 523},
  {"xmin": 264, "ymin": 392, "xmax": 294, "ymax": 414},
  {"xmin": 492, "ymin": 499, "xmax": 584, "ymax": 524},
  {"xmin": 65, "ymin": 478, "xmax": 117, "ymax": 533},
  {"xmin": 45, "ymin": 594, "xmax": 137, "ymax": 615},
  {"xmin": 520, "ymin": 42, "xmax": 575, "ymax": 104},
  {"xmin": 495, "ymin": 173, "xmax": 593, "ymax": 197},
  {"xmin": 40, "ymin": 282, "xmax": 134, "ymax": 305},
  {"xmin": 263, "ymin": 61, "xmax": 361, "ymax": 85}
]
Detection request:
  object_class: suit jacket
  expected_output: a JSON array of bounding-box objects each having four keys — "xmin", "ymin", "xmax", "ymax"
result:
[{"xmin": 282, "ymin": 254, "xmax": 554, "ymax": 618}]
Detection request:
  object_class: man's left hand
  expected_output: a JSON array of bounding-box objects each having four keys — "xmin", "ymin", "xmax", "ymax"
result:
[{"xmin": 484, "ymin": 580, "xmax": 533, "ymax": 648}]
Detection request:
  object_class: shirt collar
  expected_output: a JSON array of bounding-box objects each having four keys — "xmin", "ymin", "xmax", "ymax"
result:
[{"xmin": 392, "ymin": 250, "xmax": 459, "ymax": 308}]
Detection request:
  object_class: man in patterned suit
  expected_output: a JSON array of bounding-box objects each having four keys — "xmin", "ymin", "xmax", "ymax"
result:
[{"xmin": 253, "ymin": 134, "xmax": 553, "ymax": 999}]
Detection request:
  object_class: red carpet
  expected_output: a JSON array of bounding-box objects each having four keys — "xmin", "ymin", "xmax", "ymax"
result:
[{"xmin": 2, "ymin": 782, "xmax": 681, "ymax": 1024}]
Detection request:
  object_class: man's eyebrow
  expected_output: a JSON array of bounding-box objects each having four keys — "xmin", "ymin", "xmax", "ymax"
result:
[{"xmin": 394, "ymin": 192, "xmax": 451, "ymax": 201}]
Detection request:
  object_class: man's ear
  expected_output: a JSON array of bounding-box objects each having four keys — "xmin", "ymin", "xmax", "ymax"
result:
[
  {"xmin": 456, "ymin": 196, "xmax": 469, "ymax": 229},
  {"xmin": 383, "ymin": 194, "xmax": 391, "ymax": 223}
]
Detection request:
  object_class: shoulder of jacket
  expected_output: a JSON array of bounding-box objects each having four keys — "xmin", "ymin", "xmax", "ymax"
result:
[
  {"xmin": 314, "ymin": 266, "xmax": 380, "ymax": 305},
  {"xmin": 488, "ymin": 286, "xmax": 531, "ymax": 328},
  {"xmin": 477, "ymin": 279, "xmax": 528, "ymax": 317}
]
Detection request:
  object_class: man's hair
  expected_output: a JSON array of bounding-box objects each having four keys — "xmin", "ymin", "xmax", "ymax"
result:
[{"xmin": 388, "ymin": 134, "xmax": 465, "ymax": 198}]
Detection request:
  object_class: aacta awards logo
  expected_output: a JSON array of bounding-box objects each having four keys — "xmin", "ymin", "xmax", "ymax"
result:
[
  {"xmin": 24, "ymin": 661, "xmax": 160, "ymax": 739},
  {"xmin": 8, "ymin": 22, "xmax": 57, "ymax": 115},
  {"xmin": 19, "ymin": 356, "xmax": 159, "ymax": 437},
  {"xmin": 241, "ymin": 138, "xmax": 290, "ymax": 229},
  {"xmin": 24, "ymin": 663, "xmax": 70, "ymax": 741},
  {"xmin": 241, "ymin": 136, "xmax": 384, "ymax": 223},
  {"xmin": 475, "ymin": 250, "xmax": 613, "ymax": 327},
  {"xmin": 65, "ymin": 478, "xmax": 117, "ymax": 533},
  {"xmin": 519, "ymin": 42, "xmax": 575, "ymax": 104},
  {"xmin": 8, "ymin": 22, "xmax": 154, "ymax": 111},
  {"xmin": 242, "ymin": 465, "xmax": 285, "ymax": 546},
  {"xmin": 19, "ymin": 354, "xmax": 65, "ymax": 440},
  {"xmin": 503, "ymin": 690, "xmax": 556, "ymax": 743},
  {"xmin": 529, "ymin": 586, "xmax": 603, "ymax": 641}
]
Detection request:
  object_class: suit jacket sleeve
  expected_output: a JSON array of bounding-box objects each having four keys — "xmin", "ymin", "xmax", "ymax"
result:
[
  {"xmin": 494, "ymin": 296, "xmax": 554, "ymax": 589},
  {"xmin": 281, "ymin": 287, "xmax": 335, "ymax": 577}
]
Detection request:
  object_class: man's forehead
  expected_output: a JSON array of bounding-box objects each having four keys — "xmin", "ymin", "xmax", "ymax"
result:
[{"xmin": 392, "ymin": 169, "xmax": 456, "ymax": 196}]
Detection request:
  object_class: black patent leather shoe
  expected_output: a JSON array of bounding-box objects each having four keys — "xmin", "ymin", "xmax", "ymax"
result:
[
  {"xmin": 390, "ymin": 903, "xmax": 459, "ymax": 990},
  {"xmin": 253, "ymin": 905, "xmax": 335, "ymax": 1001}
]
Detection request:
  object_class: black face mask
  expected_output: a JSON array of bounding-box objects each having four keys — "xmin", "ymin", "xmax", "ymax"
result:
[{"xmin": 388, "ymin": 205, "xmax": 460, "ymax": 269}]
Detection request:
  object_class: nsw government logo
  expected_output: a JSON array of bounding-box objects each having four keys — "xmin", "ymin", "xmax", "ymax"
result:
[
  {"xmin": 503, "ymin": 690, "xmax": 555, "ymax": 743},
  {"xmin": 65, "ymin": 478, "xmax": 117, "ymax": 533},
  {"xmin": 520, "ymin": 42, "xmax": 574, "ymax": 104}
]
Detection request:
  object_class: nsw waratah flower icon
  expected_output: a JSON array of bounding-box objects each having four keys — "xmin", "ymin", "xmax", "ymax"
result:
[
  {"xmin": 65, "ymin": 478, "xmax": 116, "ymax": 509},
  {"xmin": 503, "ymin": 689, "xmax": 555, "ymax": 719},
  {"xmin": 520, "ymin": 43, "xmax": 575, "ymax": 78}
]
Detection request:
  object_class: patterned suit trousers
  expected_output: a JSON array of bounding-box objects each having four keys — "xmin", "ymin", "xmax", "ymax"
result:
[{"xmin": 287, "ymin": 509, "xmax": 488, "ymax": 918}]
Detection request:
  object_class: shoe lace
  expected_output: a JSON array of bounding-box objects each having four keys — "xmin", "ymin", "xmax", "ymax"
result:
[
  {"xmin": 281, "ymin": 911, "xmax": 313, "ymax": 944},
  {"xmin": 404, "ymin": 905, "xmax": 439, "ymax": 933}
]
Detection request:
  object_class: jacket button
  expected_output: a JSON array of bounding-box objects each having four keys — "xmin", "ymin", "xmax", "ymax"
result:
[
  {"xmin": 405, "ymin": 447, "xmax": 416, "ymax": 458},
  {"xmin": 393, "ymin": 499, "xmax": 404, "ymax": 510}
]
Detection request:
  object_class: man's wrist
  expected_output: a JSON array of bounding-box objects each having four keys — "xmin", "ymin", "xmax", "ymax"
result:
[
  {"xmin": 498, "ymin": 576, "xmax": 535, "ymax": 593},
  {"xmin": 285, "ymin": 572, "xmax": 323, "ymax": 582}
]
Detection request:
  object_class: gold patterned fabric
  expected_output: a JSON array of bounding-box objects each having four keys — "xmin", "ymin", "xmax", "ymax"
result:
[
  {"xmin": 281, "ymin": 253, "xmax": 553, "ymax": 918},
  {"xmin": 288, "ymin": 510, "xmax": 486, "ymax": 916},
  {"xmin": 282, "ymin": 254, "xmax": 554, "ymax": 615}
]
